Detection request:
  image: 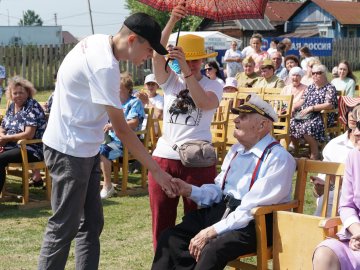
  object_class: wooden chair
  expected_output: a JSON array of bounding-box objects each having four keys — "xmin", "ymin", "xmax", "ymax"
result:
[
  {"xmin": 263, "ymin": 94, "xmax": 293, "ymax": 150},
  {"xmin": 238, "ymin": 87, "xmax": 263, "ymax": 95},
  {"xmin": 321, "ymin": 90, "xmax": 344, "ymax": 144},
  {"xmin": 112, "ymin": 108, "xmax": 154, "ymax": 195},
  {"xmin": 1, "ymin": 139, "xmax": 51, "ymax": 207},
  {"xmin": 272, "ymin": 159, "xmax": 345, "ymax": 270},
  {"xmin": 262, "ymin": 88, "xmax": 282, "ymax": 95},
  {"xmin": 149, "ymin": 118, "xmax": 162, "ymax": 153},
  {"xmin": 227, "ymin": 158, "xmax": 309, "ymax": 270},
  {"xmin": 211, "ymin": 99, "xmax": 231, "ymax": 164}
]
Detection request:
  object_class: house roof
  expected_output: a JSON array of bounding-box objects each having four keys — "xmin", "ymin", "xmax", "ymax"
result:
[
  {"xmin": 62, "ymin": 31, "xmax": 78, "ymax": 44},
  {"xmin": 291, "ymin": 0, "xmax": 360, "ymax": 25},
  {"xmin": 280, "ymin": 25, "xmax": 319, "ymax": 37},
  {"xmin": 265, "ymin": 1, "xmax": 302, "ymax": 23}
]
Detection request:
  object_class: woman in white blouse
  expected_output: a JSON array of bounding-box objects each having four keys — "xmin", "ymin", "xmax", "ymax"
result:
[{"xmin": 331, "ymin": 60, "xmax": 357, "ymax": 97}]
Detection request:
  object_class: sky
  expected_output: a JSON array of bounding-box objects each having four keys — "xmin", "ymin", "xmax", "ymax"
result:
[{"xmin": 0, "ymin": 0, "xmax": 130, "ymax": 39}]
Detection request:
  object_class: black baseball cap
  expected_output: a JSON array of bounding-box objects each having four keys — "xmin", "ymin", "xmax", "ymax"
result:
[{"xmin": 124, "ymin": 13, "xmax": 168, "ymax": 55}]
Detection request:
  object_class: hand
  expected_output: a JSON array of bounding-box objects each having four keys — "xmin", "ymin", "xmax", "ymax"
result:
[
  {"xmin": 103, "ymin": 123, "xmax": 113, "ymax": 133},
  {"xmin": 136, "ymin": 92, "xmax": 149, "ymax": 105},
  {"xmin": 0, "ymin": 133, "xmax": 7, "ymax": 146},
  {"xmin": 310, "ymin": 176, "xmax": 325, "ymax": 186},
  {"xmin": 300, "ymin": 107, "xmax": 313, "ymax": 117},
  {"xmin": 171, "ymin": 178, "xmax": 192, "ymax": 197},
  {"xmin": 189, "ymin": 227, "xmax": 217, "ymax": 262},
  {"xmin": 350, "ymin": 233, "xmax": 360, "ymax": 251},
  {"xmin": 152, "ymin": 169, "xmax": 178, "ymax": 198},
  {"xmin": 170, "ymin": 1, "xmax": 187, "ymax": 24}
]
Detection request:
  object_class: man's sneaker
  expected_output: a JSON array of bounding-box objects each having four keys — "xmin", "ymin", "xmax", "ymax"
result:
[{"xmin": 100, "ymin": 184, "xmax": 115, "ymax": 199}]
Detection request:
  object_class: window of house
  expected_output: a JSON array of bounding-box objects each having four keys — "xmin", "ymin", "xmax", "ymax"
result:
[{"xmin": 348, "ymin": 28, "xmax": 356, "ymax": 38}]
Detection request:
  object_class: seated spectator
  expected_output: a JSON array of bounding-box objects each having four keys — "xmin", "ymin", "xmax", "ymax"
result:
[
  {"xmin": 137, "ymin": 73, "xmax": 164, "ymax": 120},
  {"xmin": 312, "ymin": 107, "xmax": 360, "ymax": 270},
  {"xmin": 283, "ymin": 55, "xmax": 301, "ymax": 85},
  {"xmin": 0, "ymin": 76, "xmax": 47, "ymax": 192},
  {"xmin": 331, "ymin": 60, "xmax": 357, "ymax": 97},
  {"xmin": 248, "ymin": 33, "xmax": 269, "ymax": 73},
  {"xmin": 235, "ymin": 56, "xmax": 259, "ymax": 88},
  {"xmin": 290, "ymin": 64, "xmax": 338, "ymax": 160},
  {"xmin": 151, "ymin": 93, "xmax": 296, "ymax": 270},
  {"xmin": 271, "ymin": 51, "xmax": 287, "ymax": 81},
  {"xmin": 223, "ymin": 41, "xmax": 244, "ymax": 77},
  {"xmin": 301, "ymin": 57, "xmax": 321, "ymax": 86},
  {"xmin": 332, "ymin": 66, "xmax": 339, "ymax": 79},
  {"xmin": 310, "ymin": 98, "xmax": 360, "ymax": 217},
  {"xmin": 253, "ymin": 59, "xmax": 285, "ymax": 89},
  {"xmin": 299, "ymin": 46, "xmax": 312, "ymax": 71},
  {"xmin": 223, "ymin": 77, "xmax": 238, "ymax": 93},
  {"xmin": 281, "ymin": 67, "xmax": 307, "ymax": 114},
  {"xmin": 204, "ymin": 61, "xmax": 225, "ymax": 87},
  {"xmin": 99, "ymin": 74, "xmax": 145, "ymax": 199}
]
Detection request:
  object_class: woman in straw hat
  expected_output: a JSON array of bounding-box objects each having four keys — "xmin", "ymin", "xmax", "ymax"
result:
[{"xmin": 149, "ymin": 1, "xmax": 223, "ymax": 249}]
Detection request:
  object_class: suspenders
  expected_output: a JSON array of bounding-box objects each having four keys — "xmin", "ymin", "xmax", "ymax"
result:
[{"xmin": 221, "ymin": 141, "xmax": 280, "ymax": 191}]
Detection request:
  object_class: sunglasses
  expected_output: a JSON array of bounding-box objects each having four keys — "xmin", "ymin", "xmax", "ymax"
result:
[
  {"xmin": 204, "ymin": 67, "xmax": 213, "ymax": 71},
  {"xmin": 312, "ymin": 71, "xmax": 323, "ymax": 76}
]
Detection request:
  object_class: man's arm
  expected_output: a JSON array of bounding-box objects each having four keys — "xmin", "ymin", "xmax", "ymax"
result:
[{"xmin": 106, "ymin": 105, "xmax": 177, "ymax": 195}]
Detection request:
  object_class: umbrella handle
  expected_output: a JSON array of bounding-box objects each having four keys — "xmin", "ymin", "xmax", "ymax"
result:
[{"xmin": 165, "ymin": 18, "xmax": 183, "ymax": 72}]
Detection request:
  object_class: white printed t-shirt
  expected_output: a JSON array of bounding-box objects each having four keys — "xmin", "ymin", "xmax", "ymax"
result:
[
  {"xmin": 152, "ymin": 71, "xmax": 223, "ymax": 160},
  {"xmin": 149, "ymin": 94, "xmax": 164, "ymax": 110},
  {"xmin": 43, "ymin": 34, "xmax": 122, "ymax": 157}
]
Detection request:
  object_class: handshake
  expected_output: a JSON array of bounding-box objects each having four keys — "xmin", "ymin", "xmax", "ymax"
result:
[{"xmin": 161, "ymin": 178, "xmax": 192, "ymax": 198}]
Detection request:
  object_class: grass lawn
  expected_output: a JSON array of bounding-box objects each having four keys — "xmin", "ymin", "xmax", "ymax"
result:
[{"xmin": 0, "ymin": 71, "xmax": 357, "ymax": 269}]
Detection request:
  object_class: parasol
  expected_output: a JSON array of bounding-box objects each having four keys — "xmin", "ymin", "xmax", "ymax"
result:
[{"xmin": 138, "ymin": 0, "xmax": 268, "ymax": 22}]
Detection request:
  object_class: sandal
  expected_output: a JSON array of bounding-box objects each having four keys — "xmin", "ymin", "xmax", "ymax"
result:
[{"xmin": 29, "ymin": 177, "xmax": 44, "ymax": 188}]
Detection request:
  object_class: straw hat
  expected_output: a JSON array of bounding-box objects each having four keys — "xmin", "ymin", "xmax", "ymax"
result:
[{"xmin": 177, "ymin": 34, "xmax": 218, "ymax": 61}]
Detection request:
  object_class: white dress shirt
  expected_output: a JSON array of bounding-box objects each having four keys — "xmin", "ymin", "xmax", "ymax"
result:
[{"xmin": 189, "ymin": 134, "xmax": 296, "ymax": 235}]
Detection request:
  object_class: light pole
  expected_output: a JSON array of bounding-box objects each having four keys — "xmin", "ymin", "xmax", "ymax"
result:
[{"xmin": 87, "ymin": 0, "xmax": 94, "ymax": 34}]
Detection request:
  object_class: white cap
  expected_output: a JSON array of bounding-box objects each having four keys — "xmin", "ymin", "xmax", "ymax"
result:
[
  {"xmin": 144, "ymin": 74, "xmax": 158, "ymax": 85},
  {"xmin": 231, "ymin": 93, "xmax": 278, "ymax": 122},
  {"xmin": 289, "ymin": 66, "xmax": 304, "ymax": 77},
  {"xmin": 223, "ymin": 77, "xmax": 237, "ymax": 89}
]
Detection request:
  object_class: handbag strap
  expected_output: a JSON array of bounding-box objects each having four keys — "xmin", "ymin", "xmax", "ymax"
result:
[{"xmin": 221, "ymin": 141, "xmax": 280, "ymax": 190}]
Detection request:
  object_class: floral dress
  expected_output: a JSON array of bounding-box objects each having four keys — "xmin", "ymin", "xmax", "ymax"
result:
[
  {"xmin": 290, "ymin": 83, "xmax": 337, "ymax": 142},
  {"xmin": 1, "ymin": 98, "xmax": 47, "ymax": 159}
]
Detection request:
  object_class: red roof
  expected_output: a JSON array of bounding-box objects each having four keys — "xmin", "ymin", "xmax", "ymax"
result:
[
  {"xmin": 62, "ymin": 31, "xmax": 79, "ymax": 44},
  {"xmin": 265, "ymin": 1, "xmax": 302, "ymax": 22},
  {"xmin": 312, "ymin": 0, "xmax": 360, "ymax": 25}
]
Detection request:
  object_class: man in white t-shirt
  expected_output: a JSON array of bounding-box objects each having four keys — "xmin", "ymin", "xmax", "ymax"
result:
[
  {"xmin": 223, "ymin": 41, "xmax": 244, "ymax": 77},
  {"xmin": 38, "ymin": 13, "xmax": 176, "ymax": 270}
]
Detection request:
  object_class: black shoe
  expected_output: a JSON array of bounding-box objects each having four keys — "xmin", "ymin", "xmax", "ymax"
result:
[{"xmin": 29, "ymin": 178, "xmax": 44, "ymax": 188}]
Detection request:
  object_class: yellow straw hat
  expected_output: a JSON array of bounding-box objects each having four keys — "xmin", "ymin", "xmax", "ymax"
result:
[{"xmin": 177, "ymin": 34, "xmax": 218, "ymax": 60}]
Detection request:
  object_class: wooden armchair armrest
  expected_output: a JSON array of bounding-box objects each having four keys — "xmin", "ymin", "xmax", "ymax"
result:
[
  {"xmin": 211, "ymin": 120, "xmax": 226, "ymax": 125},
  {"xmin": 319, "ymin": 216, "xmax": 342, "ymax": 229},
  {"xmin": 17, "ymin": 138, "xmax": 43, "ymax": 146},
  {"xmin": 15, "ymin": 139, "xmax": 43, "ymax": 164},
  {"xmin": 251, "ymin": 200, "xmax": 299, "ymax": 216}
]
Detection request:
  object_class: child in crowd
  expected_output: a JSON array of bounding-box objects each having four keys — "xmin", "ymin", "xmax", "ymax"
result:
[{"xmin": 223, "ymin": 77, "xmax": 238, "ymax": 93}]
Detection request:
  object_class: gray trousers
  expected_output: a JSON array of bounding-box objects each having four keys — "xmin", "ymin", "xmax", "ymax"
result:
[{"xmin": 38, "ymin": 145, "xmax": 104, "ymax": 270}]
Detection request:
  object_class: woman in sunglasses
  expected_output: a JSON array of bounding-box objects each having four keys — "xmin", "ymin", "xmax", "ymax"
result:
[
  {"xmin": 204, "ymin": 61, "xmax": 225, "ymax": 87},
  {"xmin": 290, "ymin": 64, "xmax": 338, "ymax": 160}
]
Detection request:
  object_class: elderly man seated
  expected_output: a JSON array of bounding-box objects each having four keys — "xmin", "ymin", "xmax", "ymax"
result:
[{"xmin": 151, "ymin": 94, "xmax": 296, "ymax": 270}]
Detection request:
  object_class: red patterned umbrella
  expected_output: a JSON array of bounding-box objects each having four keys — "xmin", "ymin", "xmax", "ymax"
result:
[{"xmin": 138, "ymin": 0, "xmax": 268, "ymax": 21}]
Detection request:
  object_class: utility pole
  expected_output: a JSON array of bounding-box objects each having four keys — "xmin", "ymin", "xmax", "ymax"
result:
[
  {"xmin": 86, "ymin": 0, "xmax": 94, "ymax": 34},
  {"xmin": 54, "ymin": 13, "xmax": 57, "ymax": 26}
]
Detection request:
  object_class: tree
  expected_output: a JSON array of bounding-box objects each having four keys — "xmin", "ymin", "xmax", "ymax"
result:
[
  {"xmin": 125, "ymin": 0, "xmax": 202, "ymax": 32},
  {"xmin": 18, "ymin": 10, "xmax": 43, "ymax": 26}
]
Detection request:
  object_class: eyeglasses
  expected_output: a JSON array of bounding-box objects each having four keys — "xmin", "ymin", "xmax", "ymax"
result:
[
  {"xmin": 312, "ymin": 71, "xmax": 323, "ymax": 76},
  {"xmin": 204, "ymin": 67, "xmax": 213, "ymax": 71}
]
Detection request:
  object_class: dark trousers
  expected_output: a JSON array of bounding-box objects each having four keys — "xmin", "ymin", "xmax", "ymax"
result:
[
  {"xmin": 0, "ymin": 147, "xmax": 40, "ymax": 192},
  {"xmin": 152, "ymin": 200, "xmax": 273, "ymax": 270},
  {"xmin": 38, "ymin": 145, "xmax": 104, "ymax": 270}
]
